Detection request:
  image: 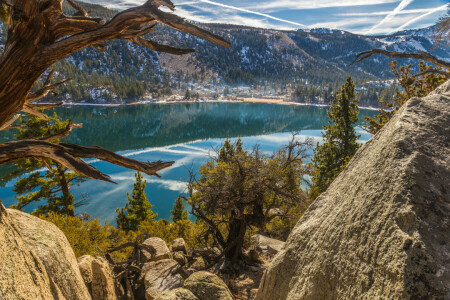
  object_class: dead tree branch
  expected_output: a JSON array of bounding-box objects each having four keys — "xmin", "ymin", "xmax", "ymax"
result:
[
  {"xmin": 0, "ymin": 140, "xmax": 175, "ymax": 182},
  {"xmin": 350, "ymin": 49, "xmax": 450, "ymax": 69},
  {"xmin": 38, "ymin": 121, "xmax": 83, "ymax": 142},
  {"xmin": 0, "ymin": 114, "xmax": 21, "ymax": 131}
]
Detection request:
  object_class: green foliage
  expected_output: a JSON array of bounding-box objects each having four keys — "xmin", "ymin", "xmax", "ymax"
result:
[
  {"xmin": 0, "ymin": 0, "xmax": 9, "ymax": 24},
  {"xmin": 8, "ymin": 112, "xmax": 86, "ymax": 216},
  {"xmin": 116, "ymin": 171, "xmax": 157, "ymax": 232},
  {"xmin": 364, "ymin": 61, "xmax": 447, "ymax": 134},
  {"xmin": 171, "ymin": 196, "xmax": 188, "ymax": 222},
  {"xmin": 188, "ymin": 137, "xmax": 311, "ymax": 260},
  {"xmin": 310, "ymin": 77, "xmax": 360, "ymax": 200}
]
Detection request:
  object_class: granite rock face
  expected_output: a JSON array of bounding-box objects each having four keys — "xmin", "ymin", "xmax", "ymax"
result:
[
  {"xmin": 256, "ymin": 81, "xmax": 450, "ymax": 299},
  {"xmin": 142, "ymin": 237, "xmax": 172, "ymax": 262},
  {"xmin": 7, "ymin": 209, "xmax": 91, "ymax": 300},
  {"xmin": 0, "ymin": 205, "xmax": 56, "ymax": 300}
]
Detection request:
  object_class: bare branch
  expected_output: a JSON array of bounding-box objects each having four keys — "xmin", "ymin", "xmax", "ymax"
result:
[
  {"xmin": 129, "ymin": 36, "xmax": 196, "ymax": 55},
  {"xmin": 65, "ymin": 0, "xmax": 89, "ymax": 17},
  {"xmin": 42, "ymin": 0, "xmax": 231, "ymax": 62},
  {"xmin": 350, "ymin": 49, "xmax": 450, "ymax": 69},
  {"xmin": 413, "ymin": 68, "xmax": 450, "ymax": 78},
  {"xmin": 0, "ymin": 140, "xmax": 175, "ymax": 182},
  {"xmin": 27, "ymin": 70, "xmax": 71, "ymax": 103},
  {"xmin": 22, "ymin": 105, "xmax": 48, "ymax": 120},
  {"xmin": 39, "ymin": 121, "xmax": 83, "ymax": 142}
]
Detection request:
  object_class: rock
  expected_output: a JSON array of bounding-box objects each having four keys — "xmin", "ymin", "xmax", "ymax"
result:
[
  {"xmin": 183, "ymin": 271, "xmax": 233, "ymax": 300},
  {"xmin": 155, "ymin": 288, "xmax": 199, "ymax": 300},
  {"xmin": 0, "ymin": 205, "xmax": 56, "ymax": 300},
  {"xmin": 188, "ymin": 256, "xmax": 206, "ymax": 271},
  {"xmin": 173, "ymin": 251, "xmax": 188, "ymax": 266},
  {"xmin": 250, "ymin": 234, "xmax": 285, "ymax": 255},
  {"xmin": 91, "ymin": 257, "xmax": 117, "ymax": 300},
  {"xmin": 256, "ymin": 81, "xmax": 450, "ymax": 299},
  {"xmin": 143, "ymin": 259, "xmax": 183, "ymax": 299},
  {"xmin": 78, "ymin": 255, "xmax": 95, "ymax": 294},
  {"xmin": 171, "ymin": 238, "xmax": 187, "ymax": 253},
  {"xmin": 142, "ymin": 237, "xmax": 171, "ymax": 262},
  {"xmin": 7, "ymin": 208, "xmax": 91, "ymax": 300}
]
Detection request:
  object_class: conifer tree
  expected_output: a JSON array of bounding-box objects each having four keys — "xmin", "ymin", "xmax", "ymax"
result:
[
  {"xmin": 9, "ymin": 112, "xmax": 86, "ymax": 216},
  {"xmin": 116, "ymin": 171, "xmax": 157, "ymax": 232},
  {"xmin": 310, "ymin": 77, "xmax": 360, "ymax": 200},
  {"xmin": 171, "ymin": 196, "xmax": 188, "ymax": 222}
]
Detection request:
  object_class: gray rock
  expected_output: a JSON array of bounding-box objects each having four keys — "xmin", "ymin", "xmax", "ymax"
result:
[
  {"xmin": 256, "ymin": 81, "xmax": 450, "ymax": 299},
  {"xmin": 91, "ymin": 257, "xmax": 117, "ymax": 300},
  {"xmin": 144, "ymin": 259, "xmax": 183, "ymax": 300},
  {"xmin": 173, "ymin": 251, "xmax": 188, "ymax": 266},
  {"xmin": 0, "ymin": 205, "xmax": 56, "ymax": 300},
  {"xmin": 183, "ymin": 271, "xmax": 233, "ymax": 300},
  {"xmin": 142, "ymin": 237, "xmax": 171, "ymax": 262},
  {"xmin": 155, "ymin": 288, "xmax": 199, "ymax": 300},
  {"xmin": 188, "ymin": 256, "xmax": 206, "ymax": 271},
  {"xmin": 78, "ymin": 255, "xmax": 95, "ymax": 294},
  {"xmin": 171, "ymin": 238, "xmax": 187, "ymax": 253},
  {"xmin": 250, "ymin": 234, "xmax": 285, "ymax": 255},
  {"xmin": 7, "ymin": 208, "xmax": 91, "ymax": 300}
]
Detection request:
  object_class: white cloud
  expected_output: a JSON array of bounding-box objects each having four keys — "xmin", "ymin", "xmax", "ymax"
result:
[
  {"xmin": 251, "ymin": 0, "xmax": 400, "ymax": 11},
  {"xmin": 337, "ymin": 8, "xmax": 445, "ymax": 17},
  {"xmin": 388, "ymin": 4, "xmax": 449, "ymax": 33},
  {"xmin": 365, "ymin": 0, "xmax": 414, "ymax": 34}
]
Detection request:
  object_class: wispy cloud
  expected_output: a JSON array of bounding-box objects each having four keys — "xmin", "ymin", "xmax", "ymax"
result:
[
  {"xmin": 337, "ymin": 8, "xmax": 444, "ymax": 17},
  {"xmin": 252, "ymin": 0, "xmax": 400, "ymax": 11},
  {"xmin": 181, "ymin": 0, "xmax": 307, "ymax": 28},
  {"xmin": 388, "ymin": 4, "xmax": 449, "ymax": 33},
  {"xmin": 365, "ymin": 0, "xmax": 414, "ymax": 34}
]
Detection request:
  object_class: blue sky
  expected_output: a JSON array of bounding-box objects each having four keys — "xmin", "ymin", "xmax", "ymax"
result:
[{"xmin": 92, "ymin": 0, "xmax": 449, "ymax": 35}]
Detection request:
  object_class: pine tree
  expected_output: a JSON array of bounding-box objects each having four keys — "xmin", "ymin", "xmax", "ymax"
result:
[
  {"xmin": 8, "ymin": 112, "xmax": 86, "ymax": 216},
  {"xmin": 171, "ymin": 196, "xmax": 188, "ymax": 222},
  {"xmin": 116, "ymin": 171, "xmax": 157, "ymax": 231},
  {"xmin": 310, "ymin": 77, "xmax": 360, "ymax": 200}
]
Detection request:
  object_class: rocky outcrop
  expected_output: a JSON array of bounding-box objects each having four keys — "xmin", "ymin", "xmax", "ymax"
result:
[
  {"xmin": 7, "ymin": 209, "xmax": 91, "ymax": 300},
  {"xmin": 183, "ymin": 271, "xmax": 234, "ymax": 300},
  {"xmin": 256, "ymin": 81, "xmax": 450, "ymax": 299},
  {"xmin": 143, "ymin": 259, "xmax": 184, "ymax": 299},
  {"xmin": 0, "ymin": 205, "xmax": 56, "ymax": 300},
  {"xmin": 142, "ymin": 237, "xmax": 171, "ymax": 262},
  {"xmin": 155, "ymin": 288, "xmax": 199, "ymax": 300}
]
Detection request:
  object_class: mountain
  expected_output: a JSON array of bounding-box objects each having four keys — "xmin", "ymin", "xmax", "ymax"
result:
[{"xmin": 0, "ymin": 2, "xmax": 448, "ymax": 106}]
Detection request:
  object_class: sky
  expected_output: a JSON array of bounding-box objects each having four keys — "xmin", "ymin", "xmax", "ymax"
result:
[{"xmin": 91, "ymin": 0, "xmax": 449, "ymax": 35}]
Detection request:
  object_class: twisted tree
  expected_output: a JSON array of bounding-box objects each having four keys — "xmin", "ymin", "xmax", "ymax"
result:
[{"xmin": 0, "ymin": 0, "xmax": 230, "ymax": 184}]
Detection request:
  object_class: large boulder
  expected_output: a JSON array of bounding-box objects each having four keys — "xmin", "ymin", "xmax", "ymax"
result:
[
  {"xmin": 142, "ymin": 237, "xmax": 171, "ymax": 262},
  {"xmin": 143, "ymin": 259, "xmax": 183, "ymax": 299},
  {"xmin": 78, "ymin": 255, "xmax": 95, "ymax": 294},
  {"xmin": 256, "ymin": 81, "xmax": 450, "ymax": 299},
  {"xmin": 183, "ymin": 271, "xmax": 233, "ymax": 300},
  {"xmin": 7, "ymin": 209, "xmax": 91, "ymax": 300},
  {"xmin": 155, "ymin": 288, "xmax": 199, "ymax": 300},
  {"xmin": 0, "ymin": 205, "xmax": 56, "ymax": 300}
]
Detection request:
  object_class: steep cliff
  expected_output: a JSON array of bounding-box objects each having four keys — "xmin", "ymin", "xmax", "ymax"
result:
[{"xmin": 256, "ymin": 80, "xmax": 450, "ymax": 299}]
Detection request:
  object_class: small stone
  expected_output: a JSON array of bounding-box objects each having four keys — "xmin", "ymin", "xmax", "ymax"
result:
[
  {"xmin": 171, "ymin": 238, "xmax": 187, "ymax": 253},
  {"xmin": 142, "ymin": 237, "xmax": 171, "ymax": 262},
  {"xmin": 183, "ymin": 271, "xmax": 233, "ymax": 300}
]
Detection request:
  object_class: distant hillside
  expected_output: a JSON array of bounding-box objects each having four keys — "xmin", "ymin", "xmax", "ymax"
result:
[{"xmin": 0, "ymin": 1, "xmax": 448, "ymax": 106}]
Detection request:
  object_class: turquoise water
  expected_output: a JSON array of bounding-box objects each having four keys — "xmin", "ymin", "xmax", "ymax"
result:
[{"xmin": 0, "ymin": 102, "xmax": 375, "ymax": 223}]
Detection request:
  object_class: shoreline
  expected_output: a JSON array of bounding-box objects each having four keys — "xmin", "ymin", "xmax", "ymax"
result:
[{"xmin": 47, "ymin": 98, "xmax": 382, "ymax": 111}]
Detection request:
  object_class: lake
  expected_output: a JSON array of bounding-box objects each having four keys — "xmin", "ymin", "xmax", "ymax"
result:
[{"xmin": 0, "ymin": 102, "xmax": 376, "ymax": 223}]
